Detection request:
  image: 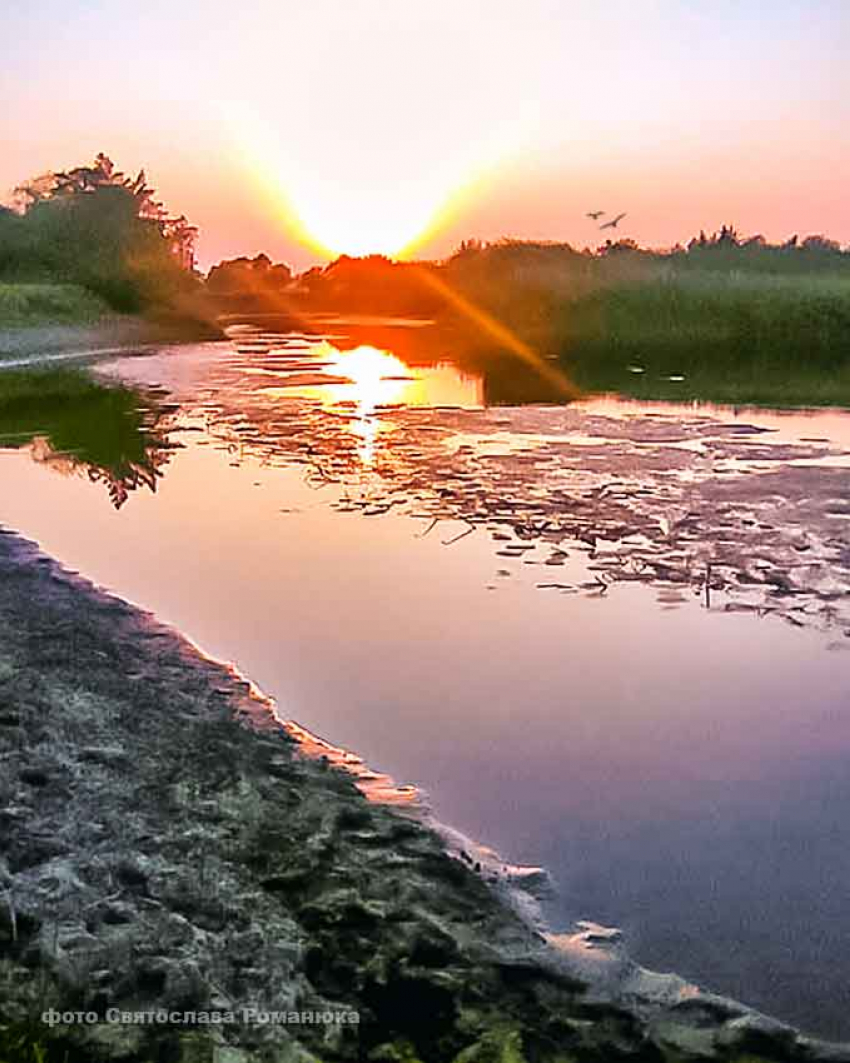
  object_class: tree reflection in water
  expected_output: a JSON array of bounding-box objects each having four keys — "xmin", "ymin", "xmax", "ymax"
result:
[{"xmin": 0, "ymin": 369, "xmax": 174, "ymax": 508}]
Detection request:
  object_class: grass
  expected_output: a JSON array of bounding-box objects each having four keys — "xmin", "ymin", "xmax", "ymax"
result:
[
  {"xmin": 559, "ymin": 271, "xmax": 850, "ymax": 406},
  {"xmin": 443, "ymin": 266, "xmax": 850, "ymax": 408},
  {"xmin": 433, "ymin": 240, "xmax": 850, "ymax": 406},
  {"xmin": 0, "ymin": 282, "xmax": 111, "ymax": 327}
]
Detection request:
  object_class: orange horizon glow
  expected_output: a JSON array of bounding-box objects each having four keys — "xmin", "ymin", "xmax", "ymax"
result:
[
  {"xmin": 203, "ymin": 101, "xmax": 850, "ymax": 270},
  {"xmin": 226, "ymin": 110, "xmax": 521, "ymax": 262},
  {"xmin": 2, "ymin": 3, "xmax": 847, "ymax": 271}
]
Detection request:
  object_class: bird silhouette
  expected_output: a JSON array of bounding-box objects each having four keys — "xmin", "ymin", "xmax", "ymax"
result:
[
  {"xmin": 599, "ymin": 212, "xmax": 627, "ymax": 230},
  {"xmin": 586, "ymin": 210, "xmax": 605, "ymax": 220}
]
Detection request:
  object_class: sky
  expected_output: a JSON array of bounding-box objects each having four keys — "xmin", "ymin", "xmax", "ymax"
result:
[{"xmin": 1, "ymin": 0, "xmax": 848, "ymax": 270}]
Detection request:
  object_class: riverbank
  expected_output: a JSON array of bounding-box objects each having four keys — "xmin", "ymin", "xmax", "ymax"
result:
[
  {"xmin": 275, "ymin": 249, "xmax": 850, "ymax": 408},
  {"xmin": 0, "ymin": 320, "xmax": 222, "ymax": 367},
  {"xmin": 0, "ymin": 285, "xmax": 223, "ymax": 366},
  {"xmin": 0, "ymin": 528, "xmax": 847, "ymax": 1062},
  {"xmin": 0, "ymin": 283, "xmax": 111, "ymax": 329},
  {"xmin": 451, "ymin": 272, "xmax": 850, "ymax": 408}
]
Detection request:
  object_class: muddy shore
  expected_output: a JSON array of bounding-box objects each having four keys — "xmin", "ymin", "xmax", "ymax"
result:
[{"xmin": 0, "ymin": 527, "xmax": 847, "ymax": 1063}]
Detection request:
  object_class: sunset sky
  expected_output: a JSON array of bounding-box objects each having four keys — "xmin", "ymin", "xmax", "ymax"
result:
[{"xmin": 1, "ymin": 0, "xmax": 847, "ymax": 270}]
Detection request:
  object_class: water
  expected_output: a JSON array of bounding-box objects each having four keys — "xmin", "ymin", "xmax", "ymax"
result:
[{"xmin": 2, "ymin": 326, "xmax": 850, "ymax": 1039}]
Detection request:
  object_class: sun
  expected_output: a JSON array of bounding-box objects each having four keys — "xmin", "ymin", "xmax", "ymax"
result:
[
  {"xmin": 229, "ymin": 111, "xmax": 492, "ymax": 261},
  {"xmin": 265, "ymin": 161, "xmax": 480, "ymax": 261},
  {"xmin": 279, "ymin": 185, "xmax": 444, "ymax": 260}
]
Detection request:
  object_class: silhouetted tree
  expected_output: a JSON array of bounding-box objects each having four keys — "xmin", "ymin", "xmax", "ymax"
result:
[
  {"xmin": 207, "ymin": 254, "xmax": 292, "ymax": 294},
  {"xmin": 714, "ymin": 224, "xmax": 740, "ymax": 247},
  {"xmin": 801, "ymin": 235, "xmax": 841, "ymax": 253}
]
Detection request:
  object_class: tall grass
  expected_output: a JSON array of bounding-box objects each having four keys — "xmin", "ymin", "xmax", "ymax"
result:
[
  {"xmin": 0, "ymin": 283, "xmax": 110, "ymax": 326},
  {"xmin": 434, "ymin": 246, "xmax": 850, "ymax": 406},
  {"xmin": 560, "ymin": 271, "xmax": 850, "ymax": 405}
]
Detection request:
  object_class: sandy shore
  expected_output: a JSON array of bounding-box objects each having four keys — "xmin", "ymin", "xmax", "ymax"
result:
[{"xmin": 0, "ymin": 526, "xmax": 846, "ymax": 1062}]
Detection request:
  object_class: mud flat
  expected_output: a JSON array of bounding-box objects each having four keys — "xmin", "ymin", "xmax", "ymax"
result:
[{"xmin": 0, "ymin": 526, "xmax": 848, "ymax": 1063}]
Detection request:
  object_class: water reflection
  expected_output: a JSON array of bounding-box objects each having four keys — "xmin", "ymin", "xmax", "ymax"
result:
[
  {"xmin": 201, "ymin": 328, "xmax": 484, "ymax": 478},
  {"xmin": 0, "ymin": 371, "xmax": 172, "ymax": 508},
  {"xmin": 104, "ymin": 327, "xmax": 850, "ymax": 636},
  {"xmin": 265, "ymin": 341, "xmax": 483, "ymax": 466},
  {"xmin": 4, "ymin": 333, "xmax": 850, "ymax": 1038}
]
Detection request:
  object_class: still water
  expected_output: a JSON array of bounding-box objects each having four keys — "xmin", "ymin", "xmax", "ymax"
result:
[{"xmin": 2, "ymin": 326, "xmax": 850, "ymax": 1038}]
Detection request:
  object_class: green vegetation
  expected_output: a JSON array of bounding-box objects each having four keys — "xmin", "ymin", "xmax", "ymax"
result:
[
  {"xmin": 560, "ymin": 271, "xmax": 850, "ymax": 406},
  {"xmin": 0, "ymin": 368, "xmax": 170, "ymax": 506},
  {"xmin": 0, "ymin": 153, "xmax": 204, "ymax": 324},
  {"xmin": 268, "ymin": 231, "xmax": 850, "ymax": 407},
  {"xmin": 0, "ymin": 367, "xmax": 109, "ymax": 406},
  {"xmin": 0, "ymin": 282, "xmax": 110, "ymax": 326},
  {"xmin": 0, "ymin": 1019, "xmax": 61, "ymax": 1063},
  {"xmin": 438, "ymin": 238, "xmax": 850, "ymax": 407}
]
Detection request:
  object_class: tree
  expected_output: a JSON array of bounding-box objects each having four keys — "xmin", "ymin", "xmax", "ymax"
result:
[
  {"xmin": 714, "ymin": 224, "xmax": 740, "ymax": 247},
  {"xmin": 14, "ymin": 153, "xmax": 197, "ymax": 273},
  {"xmin": 801, "ymin": 235, "xmax": 841, "ymax": 254},
  {"xmin": 206, "ymin": 255, "xmax": 292, "ymax": 295},
  {"xmin": 4, "ymin": 154, "xmax": 200, "ymax": 310}
]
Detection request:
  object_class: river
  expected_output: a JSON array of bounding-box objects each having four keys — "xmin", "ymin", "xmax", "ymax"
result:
[{"xmin": 2, "ymin": 323, "xmax": 850, "ymax": 1039}]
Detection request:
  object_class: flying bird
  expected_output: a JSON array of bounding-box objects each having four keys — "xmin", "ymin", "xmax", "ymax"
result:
[
  {"xmin": 599, "ymin": 212, "xmax": 627, "ymax": 230},
  {"xmin": 586, "ymin": 210, "xmax": 605, "ymax": 220}
]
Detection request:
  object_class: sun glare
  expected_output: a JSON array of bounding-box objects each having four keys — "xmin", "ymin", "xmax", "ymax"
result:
[
  {"xmin": 271, "ymin": 164, "xmax": 481, "ymax": 261},
  {"xmin": 229, "ymin": 111, "xmax": 499, "ymax": 260},
  {"xmin": 328, "ymin": 345, "xmax": 409, "ymax": 394},
  {"xmin": 262, "ymin": 343, "xmax": 480, "ymax": 466},
  {"xmin": 327, "ymin": 345, "xmax": 409, "ymax": 466}
]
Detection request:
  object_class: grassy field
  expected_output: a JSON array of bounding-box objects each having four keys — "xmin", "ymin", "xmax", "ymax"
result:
[{"xmin": 0, "ymin": 282, "xmax": 111, "ymax": 326}]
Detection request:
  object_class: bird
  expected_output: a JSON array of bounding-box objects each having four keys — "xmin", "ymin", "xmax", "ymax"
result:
[
  {"xmin": 586, "ymin": 210, "xmax": 605, "ymax": 220},
  {"xmin": 599, "ymin": 212, "xmax": 627, "ymax": 230}
]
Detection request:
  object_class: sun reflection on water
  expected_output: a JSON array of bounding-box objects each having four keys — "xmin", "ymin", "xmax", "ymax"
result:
[
  {"xmin": 328, "ymin": 346, "xmax": 406, "ymax": 465},
  {"xmin": 256, "ymin": 340, "xmax": 483, "ymax": 467}
]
